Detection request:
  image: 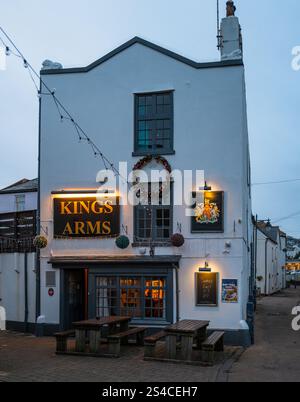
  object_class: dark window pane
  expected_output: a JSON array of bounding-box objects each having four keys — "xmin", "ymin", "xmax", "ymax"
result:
[{"xmin": 135, "ymin": 92, "xmax": 173, "ymax": 153}]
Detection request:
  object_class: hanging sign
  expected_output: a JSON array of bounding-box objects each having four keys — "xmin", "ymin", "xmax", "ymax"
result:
[
  {"xmin": 53, "ymin": 195, "xmax": 120, "ymax": 238},
  {"xmin": 195, "ymin": 272, "xmax": 219, "ymax": 307},
  {"xmin": 191, "ymin": 191, "xmax": 224, "ymax": 233},
  {"xmin": 48, "ymin": 288, "xmax": 55, "ymax": 297}
]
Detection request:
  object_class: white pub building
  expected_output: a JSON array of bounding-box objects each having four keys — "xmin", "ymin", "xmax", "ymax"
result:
[{"xmin": 39, "ymin": 2, "xmax": 254, "ymax": 345}]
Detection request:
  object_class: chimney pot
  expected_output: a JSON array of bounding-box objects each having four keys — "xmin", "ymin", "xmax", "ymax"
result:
[{"xmin": 226, "ymin": 1, "xmax": 236, "ymax": 17}]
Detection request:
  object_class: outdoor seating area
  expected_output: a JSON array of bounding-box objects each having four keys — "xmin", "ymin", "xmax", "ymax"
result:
[{"xmin": 54, "ymin": 317, "xmax": 225, "ymax": 366}]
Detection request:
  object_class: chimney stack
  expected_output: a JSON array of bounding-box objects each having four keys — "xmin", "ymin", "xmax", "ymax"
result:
[{"xmin": 220, "ymin": 1, "xmax": 243, "ymax": 61}]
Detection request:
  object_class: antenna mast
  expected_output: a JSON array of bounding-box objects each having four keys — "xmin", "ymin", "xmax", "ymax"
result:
[{"xmin": 217, "ymin": 0, "xmax": 222, "ymax": 50}]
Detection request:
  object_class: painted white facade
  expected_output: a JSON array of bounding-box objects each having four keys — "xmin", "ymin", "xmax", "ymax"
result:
[
  {"xmin": 39, "ymin": 15, "xmax": 253, "ymax": 344},
  {"xmin": 0, "ymin": 185, "xmax": 37, "ymax": 330},
  {"xmin": 256, "ymin": 226, "xmax": 286, "ymax": 295}
]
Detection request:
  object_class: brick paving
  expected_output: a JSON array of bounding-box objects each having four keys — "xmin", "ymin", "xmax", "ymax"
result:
[{"xmin": 0, "ymin": 332, "xmax": 237, "ymax": 382}]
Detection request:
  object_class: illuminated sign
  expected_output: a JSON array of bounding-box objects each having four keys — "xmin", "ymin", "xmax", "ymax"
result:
[
  {"xmin": 191, "ymin": 191, "xmax": 224, "ymax": 233},
  {"xmin": 53, "ymin": 195, "xmax": 120, "ymax": 238}
]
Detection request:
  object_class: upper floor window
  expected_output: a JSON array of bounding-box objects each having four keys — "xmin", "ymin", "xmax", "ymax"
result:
[
  {"xmin": 134, "ymin": 182, "xmax": 173, "ymax": 244},
  {"xmin": 15, "ymin": 194, "xmax": 25, "ymax": 212},
  {"xmin": 134, "ymin": 91, "xmax": 174, "ymax": 155}
]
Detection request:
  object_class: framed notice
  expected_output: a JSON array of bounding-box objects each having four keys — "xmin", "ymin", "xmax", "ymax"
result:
[
  {"xmin": 53, "ymin": 195, "xmax": 120, "ymax": 238},
  {"xmin": 191, "ymin": 191, "xmax": 224, "ymax": 233},
  {"xmin": 195, "ymin": 272, "xmax": 219, "ymax": 307},
  {"xmin": 222, "ymin": 279, "xmax": 238, "ymax": 303}
]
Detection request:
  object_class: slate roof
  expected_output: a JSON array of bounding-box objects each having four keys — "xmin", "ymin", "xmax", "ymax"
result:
[
  {"xmin": 257, "ymin": 221, "xmax": 279, "ymax": 244},
  {"xmin": 0, "ymin": 178, "xmax": 38, "ymax": 194}
]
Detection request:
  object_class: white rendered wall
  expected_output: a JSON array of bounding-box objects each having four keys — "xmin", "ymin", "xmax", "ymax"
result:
[
  {"xmin": 0, "ymin": 253, "xmax": 36, "ymax": 324},
  {"xmin": 40, "ymin": 42, "xmax": 252, "ymax": 329}
]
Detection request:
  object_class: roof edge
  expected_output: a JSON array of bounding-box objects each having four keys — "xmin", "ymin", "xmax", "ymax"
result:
[{"xmin": 40, "ymin": 36, "xmax": 244, "ymax": 75}]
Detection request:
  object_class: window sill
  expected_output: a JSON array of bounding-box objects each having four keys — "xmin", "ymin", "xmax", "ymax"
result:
[
  {"xmin": 132, "ymin": 150, "xmax": 175, "ymax": 157},
  {"xmin": 132, "ymin": 241, "xmax": 172, "ymax": 248}
]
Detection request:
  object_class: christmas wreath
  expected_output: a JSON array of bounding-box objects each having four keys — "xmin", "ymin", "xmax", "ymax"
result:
[{"xmin": 133, "ymin": 155, "xmax": 172, "ymax": 173}]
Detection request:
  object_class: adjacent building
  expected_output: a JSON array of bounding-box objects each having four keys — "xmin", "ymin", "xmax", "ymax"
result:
[
  {"xmin": 255, "ymin": 221, "xmax": 287, "ymax": 295},
  {"xmin": 0, "ymin": 178, "xmax": 37, "ymax": 331},
  {"xmin": 38, "ymin": 5, "xmax": 253, "ymax": 346}
]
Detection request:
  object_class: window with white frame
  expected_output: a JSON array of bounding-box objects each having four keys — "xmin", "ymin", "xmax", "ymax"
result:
[{"xmin": 15, "ymin": 194, "xmax": 25, "ymax": 212}]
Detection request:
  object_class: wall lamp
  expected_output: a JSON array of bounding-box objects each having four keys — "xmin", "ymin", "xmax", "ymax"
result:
[
  {"xmin": 199, "ymin": 262, "xmax": 211, "ymax": 272},
  {"xmin": 199, "ymin": 181, "xmax": 212, "ymax": 191}
]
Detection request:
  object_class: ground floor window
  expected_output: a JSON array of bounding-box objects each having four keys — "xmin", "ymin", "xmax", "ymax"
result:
[{"xmin": 95, "ymin": 275, "xmax": 167, "ymax": 321}]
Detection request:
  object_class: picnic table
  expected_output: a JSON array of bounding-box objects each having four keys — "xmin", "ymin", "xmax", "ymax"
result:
[
  {"xmin": 164, "ymin": 319, "xmax": 210, "ymax": 361},
  {"xmin": 72, "ymin": 316, "xmax": 131, "ymax": 354}
]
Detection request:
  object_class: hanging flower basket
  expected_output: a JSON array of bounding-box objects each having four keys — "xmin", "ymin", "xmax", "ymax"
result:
[
  {"xmin": 33, "ymin": 235, "xmax": 48, "ymax": 249},
  {"xmin": 115, "ymin": 235, "xmax": 130, "ymax": 249},
  {"xmin": 171, "ymin": 233, "xmax": 185, "ymax": 247}
]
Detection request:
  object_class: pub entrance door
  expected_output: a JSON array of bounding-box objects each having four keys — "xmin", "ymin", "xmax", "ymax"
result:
[{"xmin": 63, "ymin": 270, "xmax": 87, "ymax": 330}]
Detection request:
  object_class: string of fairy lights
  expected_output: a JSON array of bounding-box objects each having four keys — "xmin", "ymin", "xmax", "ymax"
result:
[
  {"xmin": 0, "ymin": 26, "xmax": 128, "ymax": 185},
  {"xmin": 2, "ymin": 27, "xmax": 300, "ymax": 237}
]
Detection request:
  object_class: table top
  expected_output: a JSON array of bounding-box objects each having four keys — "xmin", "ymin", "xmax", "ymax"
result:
[
  {"xmin": 73, "ymin": 316, "xmax": 131, "ymax": 329},
  {"xmin": 165, "ymin": 320, "xmax": 210, "ymax": 334}
]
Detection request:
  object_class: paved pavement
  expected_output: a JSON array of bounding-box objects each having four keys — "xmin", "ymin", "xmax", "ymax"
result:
[
  {"xmin": 0, "ymin": 288, "xmax": 299, "ymax": 382},
  {"xmin": 228, "ymin": 288, "xmax": 300, "ymax": 382},
  {"xmin": 0, "ymin": 332, "xmax": 237, "ymax": 382}
]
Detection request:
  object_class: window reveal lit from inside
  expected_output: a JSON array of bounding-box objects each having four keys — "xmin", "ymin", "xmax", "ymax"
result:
[{"xmin": 96, "ymin": 277, "xmax": 166, "ymax": 320}]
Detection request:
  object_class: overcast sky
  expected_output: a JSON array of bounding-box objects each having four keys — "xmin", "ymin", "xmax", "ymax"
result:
[{"xmin": 1, "ymin": 0, "xmax": 300, "ymax": 236}]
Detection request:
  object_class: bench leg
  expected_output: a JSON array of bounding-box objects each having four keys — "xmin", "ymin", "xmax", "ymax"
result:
[
  {"xmin": 75, "ymin": 329, "xmax": 86, "ymax": 353},
  {"xmin": 89, "ymin": 330, "xmax": 101, "ymax": 354},
  {"xmin": 181, "ymin": 335, "xmax": 193, "ymax": 361},
  {"xmin": 166, "ymin": 335, "xmax": 177, "ymax": 359},
  {"xmin": 56, "ymin": 337, "xmax": 67, "ymax": 353},
  {"xmin": 216, "ymin": 337, "xmax": 224, "ymax": 352},
  {"xmin": 144, "ymin": 343, "xmax": 155, "ymax": 358},
  {"xmin": 202, "ymin": 348, "xmax": 214, "ymax": 365},
  {"xmin": 121, "ymin": 336, "xmax": 129, "ymax": 345},
  {"xmin": 196, "ymin": 328, "xmax": 207, "ymax": 349},
  {"xmin": 136, "ymin": 332, "xmax": 145, "ymax": 346},
  {"xmin": 108, "ymin": 339, "xmax": 120, "ymax": 357}
]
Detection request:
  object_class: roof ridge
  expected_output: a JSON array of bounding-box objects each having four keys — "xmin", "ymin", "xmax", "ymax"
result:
[{"xmin": 41, "ymin": 36, "xmax": 243, "ymax": 75}]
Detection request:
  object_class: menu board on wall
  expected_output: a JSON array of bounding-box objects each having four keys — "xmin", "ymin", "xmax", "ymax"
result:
[
  {"xmin": 191, "ymin": 191, "xmax": 224, "ymax": 233},
  {"xmin": 195, "ymin": 272, "xmax": 219, "ymax": 307}
]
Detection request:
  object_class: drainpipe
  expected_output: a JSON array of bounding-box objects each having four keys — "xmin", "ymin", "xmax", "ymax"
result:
[
  {"xmin": 265, "ymin": 239, "xmax": 270, "ymax": 295},
  {"xmin": 24, "ymin": 252, "xmax": 29, "ymax": 332},
  {"xmin": 36, "ymin": 81, "xmax": 42, "ymax": 323},
  {"xmin": 173, "ymin": 264, "xmax": 180, "ymax": 323}
]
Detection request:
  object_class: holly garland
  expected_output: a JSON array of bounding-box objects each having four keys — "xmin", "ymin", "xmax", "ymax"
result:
[
  {"xmin": 133, "ymin": 155, "xmax": 172, "ymax": 173},
  {"xmin": 132, "ymin": 156, "xmax": 172, "ymax": 199}
]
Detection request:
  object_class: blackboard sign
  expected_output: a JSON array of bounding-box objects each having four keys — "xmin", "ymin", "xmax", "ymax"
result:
[
  {"xmin": 53, "ymin": 195, "xmax": 120, "ymax": 238},
  {"xmin": 195, "ymin": 272, "xmax": 219, "ymax": 307},
  {"xmin": 191, "ymin": 191, "xmax": 224, "ymax": 233}
]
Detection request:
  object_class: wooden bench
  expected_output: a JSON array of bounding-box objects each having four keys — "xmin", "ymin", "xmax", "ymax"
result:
[
  {"xmin": 144, "ymin": 331, "xmax": 166, "ymax": 358},
  {"xmin": 54, "ymin": 330, "xmax": 75, "ymax": 353},
  {"xmin": 201, "ymin": 331, "xmax": 225, "ymax": 365},
  {"xmin": 108, "ymin": 327, "xmax": 147, "ymax": 357}
]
